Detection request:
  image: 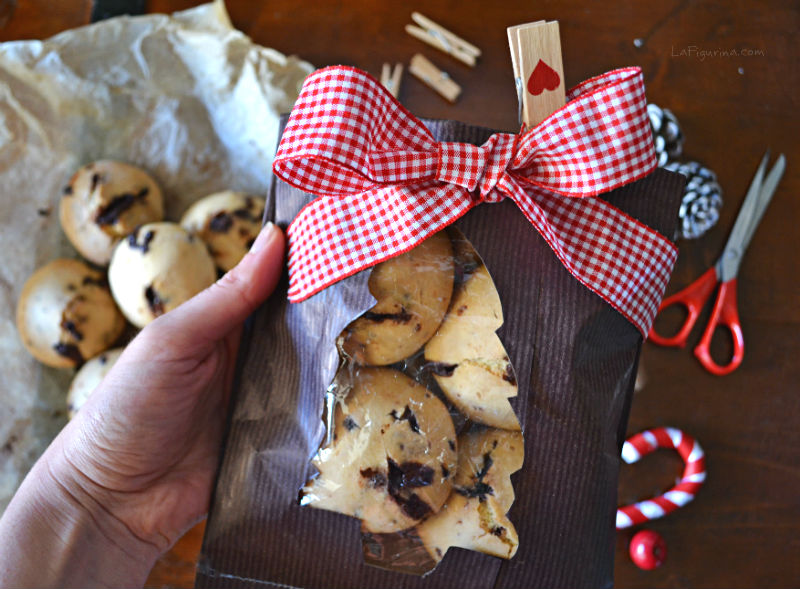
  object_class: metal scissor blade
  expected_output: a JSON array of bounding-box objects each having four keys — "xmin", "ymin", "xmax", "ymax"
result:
[
  {"xmin": 740, "ymin": 154, "xmax": 785, "ymax": 252},
  {"xmin": 718, "ymin": 153, "xmax": 784, "ymax": 281}
]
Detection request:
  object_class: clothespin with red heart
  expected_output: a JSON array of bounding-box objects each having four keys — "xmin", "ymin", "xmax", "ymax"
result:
[{"xmin": 507, "ymin": 21, "xmax": 566, "ymax": 129}]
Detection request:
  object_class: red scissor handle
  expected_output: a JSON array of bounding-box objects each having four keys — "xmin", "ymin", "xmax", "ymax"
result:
[
  {"xmin": 693, "ymin": 279, "xmax": 745, "ymax": 375},
  {"xmin": 648, "ymin": 267, "xmax": 719, "ymax": 347}
]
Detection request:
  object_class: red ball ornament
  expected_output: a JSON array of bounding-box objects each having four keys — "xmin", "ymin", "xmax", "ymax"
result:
[{"xmin": 629, "ymin": 529, "xmax": 667, "ymax": 570}]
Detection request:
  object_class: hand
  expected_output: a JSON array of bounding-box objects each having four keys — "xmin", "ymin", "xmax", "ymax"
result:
[{"xmin": 0, "ymin": 223, "xmax": 285, "ymax": 587}]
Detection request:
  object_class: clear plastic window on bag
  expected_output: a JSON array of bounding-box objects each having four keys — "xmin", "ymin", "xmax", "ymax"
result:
[{"xmin": 300, "ymin": 228, "xmax": 524, "ymax": 575}]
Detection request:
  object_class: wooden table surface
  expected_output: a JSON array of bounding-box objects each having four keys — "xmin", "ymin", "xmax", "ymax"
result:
[{"xmin": 2, "ymin": 1, "xmax": 797, "ymax": 587}]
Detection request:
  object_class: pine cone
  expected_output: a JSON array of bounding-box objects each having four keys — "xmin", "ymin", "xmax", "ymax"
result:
[
  {"xmin": 665, "ymin": 161, "xmax": 723, "ymax": 240},
  {"xmin": 648, "ymin": 103, "xmax": 684, "ymax": 167}
]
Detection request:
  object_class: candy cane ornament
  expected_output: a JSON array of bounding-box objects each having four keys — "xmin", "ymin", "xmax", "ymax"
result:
[{"xmin": 617, "ymin": 427, "xmax": 706, "ymax": 529}]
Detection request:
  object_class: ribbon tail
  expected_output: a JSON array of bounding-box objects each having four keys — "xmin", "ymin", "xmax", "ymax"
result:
[{"xmin": 499, "ymin": 176, "xmax": 678, "ymax": 336}]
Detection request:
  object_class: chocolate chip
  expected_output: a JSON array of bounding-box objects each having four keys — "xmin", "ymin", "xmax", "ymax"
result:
[
  {"xmin": 343, "ymin": 416, "xmax": 359, "ymax": 431},
  {"xmin": 359, "ymin": 459, "xmax": 436, "ymax": 521},
  {"xmin": 62, "ymin": 185, "xmax": 73, "ymax": 196},
  {"xmin": 387, "ymin": 459, "xmax": 434, "ymax": 489},
  {"xmin": 455, "ymin": 452, "xmax": 495, "ymax": 502},
  {"xmin": 455, "ymin": 480, "xmax": 494, "ymax": 502},
  {"xmin": 491, "ymin": 526, "xmax": 506, "ymax": 537},
  {"xmin": 502, "ymin": 361, "xmax": 517, "ymax": 385},
  {"xmin": 82, "ymin": 275, "xmax": 108, "ymax": 288},
  {"xmin": 383, "ymin": 459, "xmax": 435, "ymax": 520},
  {"xmin": 90, "ymin": 172, "xmax": 102, "ymax": 191},
  {"xmin": 128, "ymin": 228, "xmax": 155, "ymax": 253},
  {"xmin": 424, "ymin": 361, "xmax": 457, "ymax": 377},
  {"xmin": 94, "ymin": 187, "xmax": 149, "ymax": 226},
  {"xmin": 2, "ymin": 435, "xmax": 18, "ymax": 453},
  {"xmin": 397, "ymin": 493, "xmax": 432, "ymax": 520},
  {"xmin": 362, "ymin": 307, "xmax": 412, "ymax": 323},
  {"xmin": 476, "ymin": 452, "xmax": 493, "ymax": 479},
  {"xmin": 454, "ymin": 256, "xmax": 481, "ymax": 285},
  {"xmin": 60, "ymin": 318, "xmax": 83, "ymax": 341},
  {"xmin": 390, "ymin": 406, "xmax": 420, "ymax": 434},
  {"xmin": 232, "ymin": 208, "xmax": 256, "ymax": 221},
  {"xmin": 53, "ymin": 342, "xmax": 83, "ymax": 366},
  {"xmin": 209, "ymin": 212, "xmax": 233, "ymax": 232},
  {"xmin": 461, "ymin": 257, "xmax": 481, "ymax": 275},
  {"xmin": 144, "ymin": 284, "xmax": 165, "ymax": 316},
  {"xmin": 359, "ymin": 468, "xmax": 387, "ymax": 488}
]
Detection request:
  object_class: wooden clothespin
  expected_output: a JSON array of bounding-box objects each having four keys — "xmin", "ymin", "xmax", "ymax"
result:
[
  {"xmin": 405, "ymin": 12, "xmax": 482, "ymax": 67},
  {"xmin": 408, "ymin": 53, "xmax": 461, "ymax": 103},
  {"xmin": 381, "ymin": 62, "xmax": 404, "ymax": 98},
  {"xmin": 507, "ymin": 21, "xmax": 566, "ymax": 129}
]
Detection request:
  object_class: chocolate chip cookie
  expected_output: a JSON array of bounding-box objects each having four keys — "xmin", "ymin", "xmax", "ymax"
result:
[
  {"xmin": 180, "ymin": 191, "xmax": 265, "ymax": 271},
  {"xmin": 339, "ymin": 230, "xmax": 454, "ymax": 366},
  {"xmin": 67, "ymin": 347, "xmax": 123, "ymax": 418},
  {"xmin": 59, "ymin": 160, "xmax": 163, "ymax": 265},
  {"xmin": 108, "ymin": 222, "xmax": 216, "ymax": 328},
  {"xmin": 16, "ymin": 259, "xmax": 125, "ymax": 368},
  {"xmin": 416, "ymin": 427, "xmax": 524, "ymax": 563},
  {"xmin": 303, "ymin": 367, "xmax": 458, "ymax": 533}
]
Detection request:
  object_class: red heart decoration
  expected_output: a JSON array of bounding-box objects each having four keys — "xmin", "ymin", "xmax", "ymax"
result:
[{"xmin": 527, "ymin": 59, "xmax": 561, "ymax": 96}]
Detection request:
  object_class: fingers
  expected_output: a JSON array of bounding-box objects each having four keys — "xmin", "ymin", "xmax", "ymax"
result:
[{"xmin": 157, "ymin": 222, "xmax": 285, "ymax": 345}]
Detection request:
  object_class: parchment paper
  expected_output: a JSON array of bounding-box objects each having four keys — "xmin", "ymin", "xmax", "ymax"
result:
[{"xmin": 0, "ymin": 0, "xmax": 312, "ymax": 512}]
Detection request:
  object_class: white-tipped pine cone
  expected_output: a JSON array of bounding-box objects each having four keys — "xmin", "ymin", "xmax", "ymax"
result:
[
  {"xmin": 665, "ymin": 161, "xmax": 723, "ymax": 240},
  {"xmin": 648, "ymin": 103, "xmax": 684, "ymax": 167}
]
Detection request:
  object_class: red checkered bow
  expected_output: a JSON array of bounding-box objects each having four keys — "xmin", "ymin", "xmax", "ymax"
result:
[{"xmin": 273, "ymin": 66, "xmax": 677, "ymax": 336}]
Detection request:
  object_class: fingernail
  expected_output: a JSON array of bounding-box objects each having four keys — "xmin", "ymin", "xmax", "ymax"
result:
[{"xmin": 249, "ymin": 222, "xmax": 277, "ymax": 254}]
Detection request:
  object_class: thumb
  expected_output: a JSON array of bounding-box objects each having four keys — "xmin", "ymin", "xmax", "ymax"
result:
[{"xmin": 158, "ymin": 222, "xmax": 285, "ymax": 344}]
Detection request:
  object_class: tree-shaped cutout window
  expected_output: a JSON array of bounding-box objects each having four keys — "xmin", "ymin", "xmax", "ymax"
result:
[{"xmin": 301, "ymin": 228, "xmax": 524, "ymax": 575}]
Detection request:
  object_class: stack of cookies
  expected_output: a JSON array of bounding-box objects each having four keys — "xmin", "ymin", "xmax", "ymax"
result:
[
  {"xmin": 16, "ymin": 160, "xmax": 265, "ymax": 415},
  {"xmin": 302, "ymin": 229, "xmax": 524, "ymax": 570}
]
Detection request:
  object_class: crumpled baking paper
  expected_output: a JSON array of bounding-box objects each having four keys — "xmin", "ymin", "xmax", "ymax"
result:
[{"xmin": 0, "ymin": 0, "xmax": 312, "ymax": 512}]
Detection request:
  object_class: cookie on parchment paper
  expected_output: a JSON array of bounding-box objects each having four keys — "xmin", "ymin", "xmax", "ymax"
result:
[
  {"xmin": 16, "ymin": 259, "xmax": 125, "ymax": 368},
  {"xmin": 59, "ymin": 160, "xmax": 163, "ymax": 266},
  {"xmin": 108, "ymin": 222, "xmax": 216, "ymax": 328}
]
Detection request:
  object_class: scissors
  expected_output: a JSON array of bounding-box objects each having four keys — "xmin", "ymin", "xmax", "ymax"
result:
[{"xmin": 649, "ymin": 152, "xmax": 786, "ymax": 375}]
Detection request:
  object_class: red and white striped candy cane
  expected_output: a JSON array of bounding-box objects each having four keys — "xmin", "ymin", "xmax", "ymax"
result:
[{"xmin": 617, "ymin": 427, "xmax": 706, "ymax": 530}]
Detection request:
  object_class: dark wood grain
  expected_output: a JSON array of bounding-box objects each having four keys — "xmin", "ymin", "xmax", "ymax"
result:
[{"xmin": 2, "ymin": 1, "xmax": 797, "ymax": 587}]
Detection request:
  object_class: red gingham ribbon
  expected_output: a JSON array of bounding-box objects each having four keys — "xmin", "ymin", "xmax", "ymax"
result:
[
  {"xmin": 273, "ymin": 66, "xmax": 678, "ymax": 336},
  {"xmin": 617, "ymin": 427, "xmax": 706, "ymax": 529}
]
